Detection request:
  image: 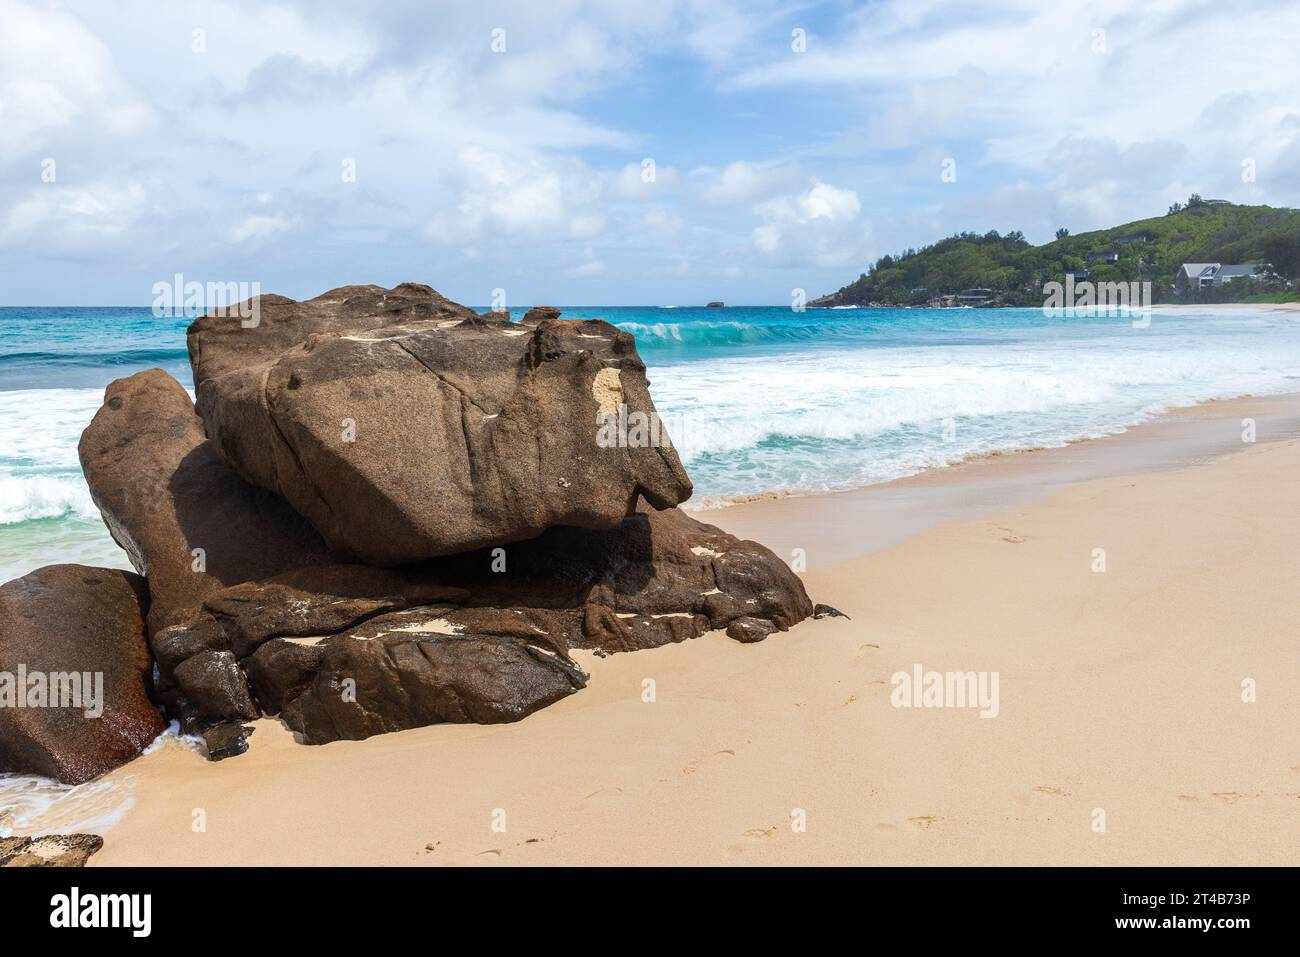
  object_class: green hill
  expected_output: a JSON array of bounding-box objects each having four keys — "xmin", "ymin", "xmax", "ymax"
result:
[{"xmin": 810, "ymin": 199, "xmax": 1300, "ymax": 307}]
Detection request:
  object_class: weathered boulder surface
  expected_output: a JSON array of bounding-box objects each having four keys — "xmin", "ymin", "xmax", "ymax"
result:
[
  {"xmin": 0, "ymin": 565, "xmax": 164, "ymax": 784},
  {"xmin": 78, "ymin": 369, "xmax": 333, "ymax": 633},
  {"xmin": 0, "ymin": 834, "xmax": 103, "ymax": 867},
  {"xmin": 65, "ymin": 287, "xmax": 814, "ymax": 755},
  {"xmin": 157, "ymin": 504, "xmax": 811, "ymax": 744},
  {"xmin": 186, "ymin": 283, "xmax": 693, "ymax": 565}
]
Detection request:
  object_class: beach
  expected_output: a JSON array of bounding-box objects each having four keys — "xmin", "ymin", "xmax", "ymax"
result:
[{"xmin": 71, "ymin": 395, "xmax": 1298, "ymax": 866}]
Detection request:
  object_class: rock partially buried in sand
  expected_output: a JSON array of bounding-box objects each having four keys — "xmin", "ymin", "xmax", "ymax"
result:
[
  {"xmin": 155, "ymin": 505, "xmax": 811, "ymax": 745},
  {"xmin": 726, "ymin": 617, "xmax": 779, "ymax": 643},
  {"xmin": 186, "ymin": 283, "xmax": 694, "ymax": 566},
  {"xmin": 201, "ymin": 721, "xmax": 254, "ymax": 761},
  {"xmin": 812, "ymin": 604, "xmax": 850, "ymax": 620},
  {"xmin": 0, "ymin": 834, "xmax": 103, "ymax": 867},
  {"xmin": 0, "ymin": 565, "xmax": 165, "ymax": 784}
]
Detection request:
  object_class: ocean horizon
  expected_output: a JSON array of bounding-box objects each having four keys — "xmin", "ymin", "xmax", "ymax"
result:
[{"xmin": 3, "ymin": 302, "xmax": 1299, "ymax": 581}]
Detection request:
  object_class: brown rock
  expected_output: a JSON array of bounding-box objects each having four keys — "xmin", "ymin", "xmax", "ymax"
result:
[
  {"xmin": 726, "ymin": 616, "xmax": 779, "ymax": 643},
  {"xmin": 0, "ymin": 565, "xmax": 164, "ymax": 784},
  {"xmin": 521, "ymin": 306, "xmax": 562, "ymax": 325},
  {"xmin": 276, "ymin": 609, "xmax": 588, "ymax": 743},
  {"xmin": 0, "ymin": 834, "xmax": 103, "ymax": 867},
  {"xmin": 162, "ymin": 504, "xmax": 811, "ymax": 744},
  {"xmin": 77, "ymin": 368, "xmax": 334, "ymax": 633},
  {"xmin": 186, "ymin": 283, "xmax": 693, "ymax": 565}
]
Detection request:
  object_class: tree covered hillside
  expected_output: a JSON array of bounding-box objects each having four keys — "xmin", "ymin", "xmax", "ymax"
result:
[{"xmin": 810, "ymin": 200, "xmax": 1300, "ymax": 307}]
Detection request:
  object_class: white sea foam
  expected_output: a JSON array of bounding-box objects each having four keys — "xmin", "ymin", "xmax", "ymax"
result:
[
  {"xmin": 0, "ymin": 773, "xmax": 136, "ymax": 839},
  {"xmin": 0, "ymin": 725, "xmax": 200, "ymax": 839},
  {"xmin": 0, "ymin": 474, "xmax": 99, "ymax": 524},
  {"xmin": 649, "ymin": 324, "xmax": 1300, "ymax": 499}
]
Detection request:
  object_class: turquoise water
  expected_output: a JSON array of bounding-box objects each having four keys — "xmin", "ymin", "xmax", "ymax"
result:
[{"xmin": 3, "ymin": 303, "xmax": 1299, "ymax": 581}]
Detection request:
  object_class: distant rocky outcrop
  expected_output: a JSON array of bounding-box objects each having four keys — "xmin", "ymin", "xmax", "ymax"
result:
[
  {"xmin": 187, "ymin": 283, "xmax": 693, "ymax": 566},
  {"xmin": 0, "ymin": 565, "xmax": 164, "ymax": 784},
  {"xmin": 1, "ymin": 284, "xmax": 813, "ymax": 778}
]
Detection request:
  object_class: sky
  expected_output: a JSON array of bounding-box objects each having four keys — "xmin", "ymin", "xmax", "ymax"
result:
[{"xmin": 2, "ymin": 0, "xmax": 1299, "ymax": 306}]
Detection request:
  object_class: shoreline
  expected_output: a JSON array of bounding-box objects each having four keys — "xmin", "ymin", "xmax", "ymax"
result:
[
  {"xmin": 73, "ymin": 427, "xmax": 1299, "ymax": 866},
  {"xmin": 702, "ymin": 391, "xmax": 1300, "ymax": 567}
]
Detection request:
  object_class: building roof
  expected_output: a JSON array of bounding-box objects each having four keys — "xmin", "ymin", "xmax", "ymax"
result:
[
  {"xmin": 1178, "ymin": 262, "xmax": 1219, "ymax": 278},
  {"xmin": 1214, "ymin": 263, "xmax": 1262, "ymax": 279}
]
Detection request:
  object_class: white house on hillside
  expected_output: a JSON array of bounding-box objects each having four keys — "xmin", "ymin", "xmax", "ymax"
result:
[{"xmin": 1174, "ymin": 262, "xmax": 1263, "ymax": 293}]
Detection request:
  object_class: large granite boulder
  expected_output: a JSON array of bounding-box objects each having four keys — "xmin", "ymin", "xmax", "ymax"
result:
[
  {"xmin": 186, "ymin": 283, "xmax": 693, "ymax": 566},
  {"xmin": 78, "ymin": 369, "xmax": 333, "ymax": 632},
  {"xmin": 67, "ymin": 288, "xmax": 813, "ymax": 755},
  {"xmin": 0, "ymin": 565, "xmax": 164, "ymax": 784},
  {"xmin": 157, "ymin": 505, "xmax": 811, "ymax": 745}
]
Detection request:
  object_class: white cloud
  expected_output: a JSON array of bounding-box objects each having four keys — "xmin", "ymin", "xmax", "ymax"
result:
[
  {"xmin": 0, "ymin": 0, "xmax": 154, "ymax": 151},
  {"xmin": 228, "ymin": 213, "xmax": 293, "ymax": 245},
  {"xmin": 702, "ymin": 161, "xmax": 806, "ymax": 206},
  {"xmin": 751, "ymin": 179, "xmax": 869, "ymax": 267},
  {"xmin": 2, "ymin": 182, "xmax": 147, "ymax": 251},
  {"xmin": 722, "ymin": 0, "xmax": 1300, "ymax": 230},
  {"xmin": 609, "ymin": 161, "xmax": 681, "ymax": 200},
  {"xmin": 425, "ymin": 147, "xmax": 605, "ymax": 243},
  {"xmin": 2, "ymin": 0, "xmax": 1299, "ymax": 304},
  {"xmin": 567, "ymin": 258, "xmax": 607, "ymax": 277}
]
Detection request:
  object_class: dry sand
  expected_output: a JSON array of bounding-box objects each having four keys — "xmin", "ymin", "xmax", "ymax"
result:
[{"xmin": 74, "ymin": 404, "xmax": 1300, "ymax": 866}]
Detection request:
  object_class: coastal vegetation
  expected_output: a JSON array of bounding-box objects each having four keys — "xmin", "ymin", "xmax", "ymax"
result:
[{"xmin": 811, "ymin": 200, "xmax": 1300, "ymax": 307}]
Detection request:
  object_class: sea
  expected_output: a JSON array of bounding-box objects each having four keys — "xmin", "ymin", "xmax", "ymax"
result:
[{"xmin": 3, "ymin": 303, "xmax": 1300, "ymax": 586}]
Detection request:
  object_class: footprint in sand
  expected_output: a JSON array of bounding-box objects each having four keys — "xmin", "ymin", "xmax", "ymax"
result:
[
  {"xmin": 583, "ymin": 785, "xmax": 625, "ymax": 800},
  {"xmin": 479, "ymin": 848, "xmax": 503, "ymax": 858},
  {"xmin": 1177, "ymin": 794, "xmax": 1199, "ymax": 802},
  {"xmin": 875, "ymin": 822, "xmax": 897, "ymax": 832},
  {"xmin": 908, "ymin": 815, "xmax": 940, "ymax": 829},
  {"xmin": 1210, "ymin": 791, "xmax": 1245, "ymax": 803},
  {"xmin": 1033, "ymin": 785, "xmax": 1070, "ymax": 797},
  {"xmin": 682, "ymin": 748, "xmax": 736, "ymax": 776},
  {"xmin": 743, "ymin": 826, "xmax": 777, "ymax": 841}
]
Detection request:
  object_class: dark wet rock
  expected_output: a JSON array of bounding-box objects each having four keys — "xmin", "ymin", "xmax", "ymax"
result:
[
  {"xmin": 726, "ymin": 616, "xmax": 778, "ymax": 643},
  {"xmin": 187, "ymin": 283, "xmax": 693, "ymax": 565},
  {"xmin": 0, "ymin": 834, "xmax": 103, "ymax": 867},
  {"xmin": 78, "ymin": 369, "xmax": 333, "ymax": 633},
  {"xmin": 0, "ymin": 565, "xmax": 165, "ymax": 785},
  {"xmin": 152, "ymin": 503, "xmax": 811, "ymax": 744},
  {"xmin": 150, "ymin": 618, "xmax": 232, "ymax": 674},
  {"xmin": 201, "ymin": 721, "xmax": 254, "ymax": 761},
  {"xmin": 812, "ymin": 603, "xmax": 850, "ymax": 620},
  {"xmin": 431, "ymin": 505, "xmax": 814, "ymax": 653},
  {"xmin": 172, "ymin": 650, "xmax": 257, "ymax": 721},
  {"xmin": 276, "ymin": 610, "xmax": 589, "ymax": 744}
]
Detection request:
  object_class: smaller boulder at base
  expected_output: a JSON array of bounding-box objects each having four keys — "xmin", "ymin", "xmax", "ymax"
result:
[{"xmin": 0, "ymin": 565, "xmax": 165, "ymax": 785}]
